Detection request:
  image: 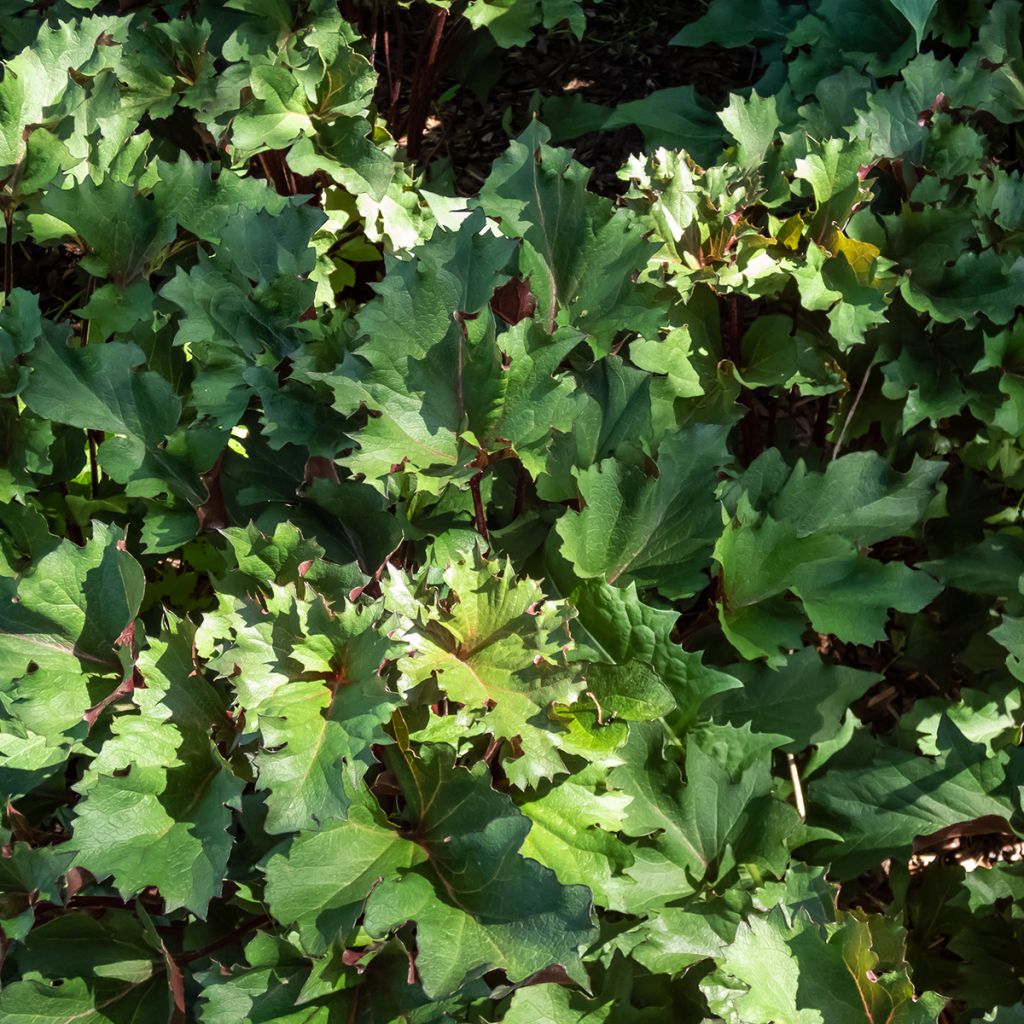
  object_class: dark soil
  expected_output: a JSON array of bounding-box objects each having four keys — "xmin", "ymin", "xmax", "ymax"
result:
[{"xmin": 368, "ymin": 0, "xmax": 760, "ymax": 196}]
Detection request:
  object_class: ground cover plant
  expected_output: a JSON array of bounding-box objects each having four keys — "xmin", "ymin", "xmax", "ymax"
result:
[{"xmin": 1, "ymin": 0, "xmax": 1024, "ymax": 1020}]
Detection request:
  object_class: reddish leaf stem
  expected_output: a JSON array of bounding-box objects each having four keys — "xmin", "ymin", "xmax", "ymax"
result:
[
  {"xmin": 469, "ymin": 471, "xmax": 489, "ymax": 543},
  {"xmin": 176, "ymin": 913, "xmax": 271, "ymax": 966},
  {"xmin": 3, "ymin": 207, "xmax": 12, "ymax": 296},
  {"xmin": 513, "ymin": 462, "xmax": 528, "ymax": 521},
  {"xmin": 405, "ymin": 7, "xmax": 447, "ymax": 159},
  {"xmin": 724, "ymin": 295, "xmax": 758, "ymax": 464},
  {"xmin": 162, "ymin": 941, "xmax": 186, "ymax": 1024}
]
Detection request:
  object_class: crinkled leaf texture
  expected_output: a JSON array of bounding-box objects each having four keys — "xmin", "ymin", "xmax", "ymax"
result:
[{"xmin": 3, "ymin": 2, "xmax": 1023, "ymax": 1022}]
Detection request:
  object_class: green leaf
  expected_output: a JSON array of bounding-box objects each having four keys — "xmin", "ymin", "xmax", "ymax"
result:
[
  {"xmin": 671, "ymin": 0, "xmax": 798, "ymax": 47},
  {"xmin": 480, "ymin": 121, "xmax": 668, "ymax": 355},
  {"xmin": 221, "ymin": 520, "xmax": 325, "ymax": 586},
  {"xmin": 40, "ymin": 178, "xmax": 175, "ymax": 283},
  {"xmin": 0, "ymin": 17, "xmax": 115, "ymax": 173},
  {"xmin": 152, "ymin": 154, "xmax": 290, "ymax": 244},
  {"xmin": 19, "ymin": 327, "xmax": 200, "ymax": 502},
  {"xmin": 269, "ymin": 746, "xmax": 596, "ymax": 999},
  {"xmin": 0, "ymin": 288, "xmax": 43, "ymax": 397},
  {"xmin": 6, "ymin": 912, "xmax": 172, "ymax": 1020},
  {"xmin": 704, "ymin": 906, "xmax": 946, "ymax": 1024},
  {"xmin": 614, "ymin": 902, "xmax": 734, "ymax": 976},
  {"xmin": 715, "ymin": 451, "xmax": 945, "ymax": 660},
  {"xmin": 464, "ymin": 0, "xmax": 540, "ymax": 48},
  {"xmin": 231, "ymin": 64, "xmax": 313, "ymax": 160},
  {"xmin": 555, "ymin": 424, "xmax": 730, "ymax": 600},
  {"xmin": 321, "ymin": 211, "xmax": 516, "ymax": 485},
  {"xmin": 76, "ymin": 280, "xmax": 153, "ymax": 341},
  {"xmin": 992, "ymin": 615, "xmax": 1024, "ymax": 683},
  {"xmin": 517, "ymin": 765, "xmax": 636, "ymax": 910},
  {"xmin": 608, "ymin": 722, "xmax": 778, "ymax": 902},
  {"xmin": 566, "ymin": 578, "xmax": 741, "ymax": 727},
  {"xmin": 69, "ymin": 614, "xmax": 243, "ymax": 916},
  {"xmin": 900, "ymin": 251, "xmax": 1024, "ymax": 328},
  {"xmin": 887, "ymin": 0, "xmax": 938, "ymax": 48},
  {"xmin": 503, "ymin": 984, "xmax": 615, "ymax": 1023},
  {"xmin": 161, "ymin": 251, "xmax": 301, "ymax": 371},
  {"xmin": 708, "ymin": 647, "xmax": 880, "ymax": 752},
  {"xmin": 196, "ymin": 932, "xmax": 462, "ymax": 1024},
  {"xmin": 719, "ymin": 92, "xmax": 780, "ymax": 170},
  {"xmin": 264, "ymin": 788, "xmax": 421, "ymax": 954},
  {"xmin": 0, "ymin": 549, "xmax": 134, "ymax": 688},
  {"xmin": 470, "ymin": 320, "xmax": 585, "ymax": 472},
  {"xmin": 363, "ymin": 746, "xmax": 596, "ymax": 997},
  {"xmin": 389, "ymin": 552, "xmax": 583, "ymax": 781},
  {"xmin": 197, "ymin": 578, "xmax": 338, "ymax": 718},
  {"xmin": 0, "ymin": 975, "xmax": 169, "ymax": 1024},
  {"xmin": 808, "ymin": 718, "xmax": 1016, "ymax": 877},
  {"xmin": 603, "ymin": 87, "xmax": 725, "ymax": 164},
  {"xmin": 21, "ymin": 329, "xmax": 178, "ymax": 446},
  {"xmin": 583, "ymin": 660, "xmax": 674, "ymax": 722},
  {"xmin": 537, "ymin": 356, "xmax": 656, "ymax": 502},
  {"xmin": 0, "ymin": 841, "xmax": 70, "ymax": 913},
  {"xmin": 255, "ymin": 602, "xmax": 399, "ymax": 834},
  {"xmin": 0, "ymin": 65, "xmax": 26, "ymax": 172},
  {"xmin": 630, "ymin": 328, "xmax": 704, "ymax": 399}
]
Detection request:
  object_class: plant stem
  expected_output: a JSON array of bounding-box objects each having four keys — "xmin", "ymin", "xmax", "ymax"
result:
[
  {"xmin": 406, "ymin": 6, "xmax": 447, "ymax": 159},
  {"xmin": 723, "ymin": 294, "xmax": 757, "ymax": 463},
  {"xmin": 3, "ymin": 207, "xmax": 13, "ymax": 296},
  {"xmin": 469, "ymin": 471, "xmax": 489, "ymax": 543},
  {"xmin": 176, "ymin": 913, "xmax": 270, "ymax": 966},
  {"xmin": 513, "ymin": 462, "xmax": 528, "ymax": 520}
]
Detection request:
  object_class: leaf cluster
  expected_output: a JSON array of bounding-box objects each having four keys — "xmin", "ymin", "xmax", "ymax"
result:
[{"xmin": 1, "ymin": 2, "xmax": 1023, "ymax": 1023}]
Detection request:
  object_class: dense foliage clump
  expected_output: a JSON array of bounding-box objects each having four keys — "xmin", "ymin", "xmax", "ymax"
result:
[{"xmin": 1, "ymin": 0, "xmax": 1023, "ymax": 1021}]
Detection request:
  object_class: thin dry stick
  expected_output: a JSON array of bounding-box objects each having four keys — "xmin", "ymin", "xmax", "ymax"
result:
[
  {"xmin": 79, "ymin": 279, "xmax": 100, "ymax": 495},
  {"xmin": 787, "ymin": 752, "xmax": 807, "ymax": 820},
  {"xmin": 831, "ymin": 363, "xmax": 873, "ymax": 461}
]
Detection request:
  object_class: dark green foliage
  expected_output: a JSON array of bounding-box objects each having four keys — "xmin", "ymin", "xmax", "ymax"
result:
[{"xmin": 1, "ymin": 1, "xmax": 1023, "ymax": 1021}]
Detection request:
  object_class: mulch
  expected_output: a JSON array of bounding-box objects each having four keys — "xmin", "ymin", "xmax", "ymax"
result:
[{"xmin": 371, "ymin": 0, "xmax": 759, "ymax": 196}]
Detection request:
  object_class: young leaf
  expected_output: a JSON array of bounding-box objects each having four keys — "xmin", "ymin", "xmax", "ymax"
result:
[
  {"xmin": 390, "ymin": 552, "xmax": 583, "ymax": 781},
  {"xmin": 255, "ymin": 602, "xmax": 400, "ymax": 834}
]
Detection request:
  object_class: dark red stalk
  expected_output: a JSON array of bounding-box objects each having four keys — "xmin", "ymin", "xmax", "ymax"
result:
[
  {"xmin": 722, "ymin": 294, "xmax": 757, "ymax": 464},
  {"xmin": 469, "ymin": 471, "xmax": 489, "ymax": 543},
  {"xmin": 513, "ymin": 462, "xmax": 528, "ymax": 520},
  {"xmin": 405, "ymin": 7, "xmax": 447, "ymax": 159},
  {"xmin": 176, "ymin": 913, "xmax": 271, "ymax": 966},
  {"xmin": 3, "ymin": 207, "xmax": 13, "ymax": 296}
]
